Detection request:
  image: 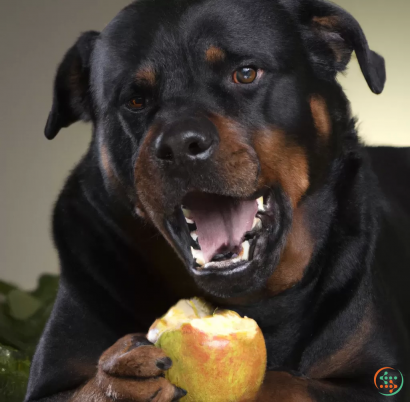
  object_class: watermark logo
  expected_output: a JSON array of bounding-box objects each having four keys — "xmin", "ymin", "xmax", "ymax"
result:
[{"xmin": 374, "ymin": 367, "xmax": 404, "ymax": 396}]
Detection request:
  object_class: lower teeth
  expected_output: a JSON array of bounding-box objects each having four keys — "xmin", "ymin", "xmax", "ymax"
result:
[
  {"xmin": 191, "ymin": 247, "xmax": 205, "ymax": 266},
  {"xmin": 212, "ymin": 252, "xmax": 237, "ymax": 262},
  {"xmin": 240, "ymin": 240, "xmax": 250, "ymax": 260},
  {"xmin": 192, "ymin": 240, "xmax": 251, "ymax": 267}
]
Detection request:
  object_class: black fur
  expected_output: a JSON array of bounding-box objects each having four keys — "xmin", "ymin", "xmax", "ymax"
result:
[{"xmin": 26, "ymin": 0, "xmax": 409, "ymax": 401}]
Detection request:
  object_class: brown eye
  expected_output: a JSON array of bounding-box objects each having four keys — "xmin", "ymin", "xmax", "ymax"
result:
[
  {"xmin": 233, "ymin": 67, "xmax": 258, "ymax": 84},
  {"xmin": 127, "ymin": 96, "xmax": 145, "ymax": 110}
]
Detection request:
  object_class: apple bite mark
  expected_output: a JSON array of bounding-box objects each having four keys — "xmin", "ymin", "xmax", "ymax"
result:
[
  {"xmin": 189, "ymin": 310, "xmax": 259, "ymax": 338},
  {"xmin": 148, "ymin": 298, "xmax": 260, "ymax": 342},
  {"xmin": 147, "ymin": 298, "xmax": 213, "ymax": 344},
  {"xmin": 148, "ymin": 299, "xmax": 267, "ymax": 402}
]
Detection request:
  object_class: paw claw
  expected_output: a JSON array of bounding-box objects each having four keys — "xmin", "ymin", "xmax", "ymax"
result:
[
  {"xmin": 172, "ymin": 386, "xmax": 187, "ymax": 401},
  {"xmin": 128, "ymin": 335, "xmax": 153, "ymax": 352},
  {"xmin": 156, "ymin": 357, "xmax": 173, "ymax": 370}
]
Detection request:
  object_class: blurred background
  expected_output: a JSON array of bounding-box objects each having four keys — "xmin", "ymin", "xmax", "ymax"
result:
[{"xmin": 0, "ymin": 0, "xmax": 408, "ymax": 400}]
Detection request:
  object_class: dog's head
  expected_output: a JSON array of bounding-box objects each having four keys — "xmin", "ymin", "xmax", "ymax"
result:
[{"xmin": 46, "ymin": 0, "xmax": 385, "ymax": 298}]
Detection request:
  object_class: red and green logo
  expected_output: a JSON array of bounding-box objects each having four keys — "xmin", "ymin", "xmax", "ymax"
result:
[{"xmin": 374, "ymin": 367, "xmax": 404, "ymax": 396}]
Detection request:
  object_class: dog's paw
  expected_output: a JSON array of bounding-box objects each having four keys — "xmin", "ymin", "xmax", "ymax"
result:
[{"xmin": 96, "ymin": 334, "xmax": 186, "ymax": 401}]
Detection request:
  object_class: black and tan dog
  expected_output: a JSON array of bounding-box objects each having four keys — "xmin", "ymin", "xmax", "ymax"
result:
[{"xmin": 25, "ymin": 0, "xmax": 410, "ymax": 401}]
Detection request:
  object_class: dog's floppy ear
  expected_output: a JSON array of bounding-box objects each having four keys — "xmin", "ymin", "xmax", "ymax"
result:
[
  {"xmin": 297, "ymin": 0, "xmax": 386, "ymax": 94},
  {"xmin": 45, "ymin": 31, "xmax": 100, "ymax": 140}
]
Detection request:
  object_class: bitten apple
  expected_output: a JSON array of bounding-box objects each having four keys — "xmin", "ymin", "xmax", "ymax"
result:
[{"xmin": 148, "ymin": 298, "xmax": 266, "ymax": 402}]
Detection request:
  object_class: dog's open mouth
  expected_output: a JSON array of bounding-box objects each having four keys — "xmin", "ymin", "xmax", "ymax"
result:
[
  {"xmin": 179, "ymin": 192, "xmax": 268, "ymax": 270},
  {"xmin": 163, "ymin": 187, "xmax": 288, "ymax": 297}
]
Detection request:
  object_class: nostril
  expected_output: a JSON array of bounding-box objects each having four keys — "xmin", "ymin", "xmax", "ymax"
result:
[
  {"xmin": 155, "ymin": 122, "xmax": 217, "ymax": 163},
  {"xmin": 188, "ymin": 141, "xmax": 204, "ymax": 156},
  {"xmin": 185, "ymin": 134, "xmax": 213, "ymax": 157},
  {"xmin": 156, "ymin": 144, "xmax": 174, "ymax": 161}
]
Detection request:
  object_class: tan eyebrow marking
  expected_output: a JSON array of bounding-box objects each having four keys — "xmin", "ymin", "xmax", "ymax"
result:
[
  {"xmin": 205, "ymin": 46, "xmax": 226, "ymax": 64},
  {"xmin": 135, "ymin": 64, "xmax": 156, "ymax": 86}
]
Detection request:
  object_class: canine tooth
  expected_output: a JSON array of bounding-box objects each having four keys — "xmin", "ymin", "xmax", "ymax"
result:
[
  {"xmin": 191, "ymin": 247, "xmax": 205, "ymax": 266},
  {"xmin": 190, "ymin": 231, "xmax": 198, "ymax": 241},
  {"xmin": 252, "ymin": 217, "xmax": 262, "ymax": 230},
  {"xmin": 182, "ymin": 207, "xmax": 195, "ymax": 224},
  {"xmin": 182, "ymin": 207, "xmax": 193, "ymax": 221},
  {"xmin": 257, "ymin": 197, "xmax": 265, "ymax": 211},
  {"xmin": 241, "ymin": 241, "xmax": 250, "ymax": 261}
]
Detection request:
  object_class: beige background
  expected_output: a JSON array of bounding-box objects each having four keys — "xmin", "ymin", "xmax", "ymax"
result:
[{"xmin": 0, "ymin": 0, "xmax": 409, "ymax": 290}]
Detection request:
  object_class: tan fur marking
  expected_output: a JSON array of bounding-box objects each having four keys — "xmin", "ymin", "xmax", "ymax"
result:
[
  {"xmin": 312, "ymin": 16, "xmax": 350, "ymax": 64},
  {"xmin": 266, "ymin": 206, "xmax": 314, "ymax": 295},
  {"xmin": 74, "ymin": 374, "xmax": 176, "ymax": 402},
  {"xmin": 329, "ymin": 41, "xmax": 348, "ymax": 63},
  {"xmin": 310, "ymin": 95, "xmax": 332, "ymax": 140},
  {"xmin": 134, "ymin": 126, "xmax": 180, "ymax": 253},
  {"xmin": 256, "ymin": 371, "xmax": 313, "ymax": 402},
  {"xmin": 99, "ymin": 143, "xmax": 137, "ymax": 206},
  {"xmin": 136, "ymin": 65, "xmax": 156, "ymax": 86},
  {"xmin": 134, "ymin": 126, "xmax": 164, "ymax": 215},
  {"xmin": 309, "ymin": 309, "xmax": 373, "ymax": 378},
  {"xmin": 312, "ymin": 16, "xmax": 340, "ymax": 29},
  {"xmin": 205, "ymin": 46, "xmax": 226, "ymax": 63},
  {"xmin": 254, "ymin": 129, "xmax": 310, "ymax": 208},
  {"xmin": 99, "ymin": 143, "xmax": 115, "ymax": 181},
  {"xmin": 70, "ymin": 334, "xmax": 179, "ymax": 402},
  {"xmin": 71, "ymin": 378, "xmax": 106, "ymax": 402},
  {"xmin": 209, "ymin": 114, "xmax": 259, "ymax": 196}
]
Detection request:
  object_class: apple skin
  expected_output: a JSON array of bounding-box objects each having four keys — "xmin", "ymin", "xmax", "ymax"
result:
[{"xmin": 157, "ymin": 322, "xmax": 267, "ymax": 402}]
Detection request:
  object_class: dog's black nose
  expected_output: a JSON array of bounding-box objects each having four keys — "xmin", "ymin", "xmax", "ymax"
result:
[{"xmin": 154, "ymin": 117, "xmax": 218, "ymax": 163}]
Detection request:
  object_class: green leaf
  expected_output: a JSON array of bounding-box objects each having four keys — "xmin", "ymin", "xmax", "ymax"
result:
[
  {"xmin": 0, "ymin": 281, "xmax": 18, "ymax": 296},
  {"xmin": 31, "ymin": 275, "xmax": 59, "ymax": 304},
  {"xmin": 0, "ymin": 274, "xmax": 59, "ymax": 401},
  {"xmin": 0, "ymin": 344, "xmax": 30, "ymax": 402},
  {"xmin": 7, "ymin": 291, "xmax": 42, "ymax": 321},
  {"xmin": 0, "ymin": 275, "xmax": 59, "ymax": 353}
]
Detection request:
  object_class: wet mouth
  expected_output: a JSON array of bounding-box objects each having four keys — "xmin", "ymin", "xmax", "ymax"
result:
[
  {"xmin": 161, "ymin": 186, "xmax": 289, "ymax": 297},
  {"xmin": 178, "ymin": 192, "xmax": 271, "ymax": 270}
]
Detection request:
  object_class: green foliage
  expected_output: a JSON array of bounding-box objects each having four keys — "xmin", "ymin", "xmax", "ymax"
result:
[
  {"xmin": 0, "ymin": 275, "xmax": 59, "ymax": 402},
  {"xmin": 0, "ymin": 346, "xmax": 31, "ymax": 402}
]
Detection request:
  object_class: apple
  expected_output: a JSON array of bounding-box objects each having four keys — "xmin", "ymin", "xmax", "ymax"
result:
[{"xmin": 148, "ymin": 298, "xmax": 266, "ymax": 402}]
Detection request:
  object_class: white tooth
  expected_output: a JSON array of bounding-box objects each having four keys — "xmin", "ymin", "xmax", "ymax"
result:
[
  {"xmin": 204, "ymin": 257, "xmax": 241, "ymax": 269},
  {"xmin": 191, "ymin": 247, "xmax": 205, "ymax": 266},
  {"xmin": 252, "ymin": 217, "xmax": 262, "ymax": 230},
  {"xmin": 241, "ymin": 241, "xmax": 250, "ymax": 261},
  {"xmin": 191, "ymin": 231, "xmax": 198, "ymax": 241},
  {"xmin": 257, "ymin": 197, "xmax": 265, "ymax": 211},
  {"xmin": 185, "ymin": 217, "xmax": 195, "ymax": 224},
  {"xmin": 182, "ymin": 207, "xmax": 193, "ymax": 219}
]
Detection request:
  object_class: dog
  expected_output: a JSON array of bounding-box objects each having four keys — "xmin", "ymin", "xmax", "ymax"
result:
[{"xmin": 25, "ymin": 0, "xmax": 410, "ymax": 401}]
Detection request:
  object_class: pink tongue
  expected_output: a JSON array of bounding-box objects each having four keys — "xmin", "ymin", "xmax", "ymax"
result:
[{"xmin": 184, "ymin": 194, "xmax": 257, "ymax": 264}]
